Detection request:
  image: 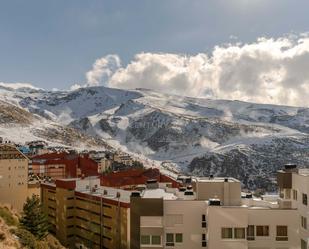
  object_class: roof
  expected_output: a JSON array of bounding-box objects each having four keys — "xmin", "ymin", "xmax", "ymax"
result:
[
  {"xmin": 0, "ymin": 144, "xmax": 29, "ymax": 160},
  {"xmin": 193, "ymin": 177, "xmax": 240, "ymax": 183},
  {"xmin": 141, "ymin": 189, "xmax": 177, "ymax": 200},
  {"xmin": 100, "ymin": 168, "xmax": 180, "ymax": 188}
]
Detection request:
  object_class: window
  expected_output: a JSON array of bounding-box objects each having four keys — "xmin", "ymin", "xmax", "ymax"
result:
[
  {"xmin": 234, "ymin": 228, "xmax": 245, "ymax": 239},
  {"xmin": 166, "ymin": 233, "xmax": 174, "ymax": 242},
  {"xmin": 202, "ymin": 233, "xmax": 207, "ymax": 247},
  {"xmin": 166, "ymin": 233, "xmax": 174, "ymax": 246},
  {"xmin": 175, "ymin": 233, "xmax": 183, "ymax": 243},
  {"xmin": 285, "ymin": 189, "xmax": 291, "ymax": 199},
  {"xmin": 221, "ymin": 228, "xmax": 233, "ymax": 239},
  {"xmin": 202, "ymin": 214, "xmax": 207, "ymax": 227},
  {"xmin": 301, "ymin": 216, "xmax": 307, "ymax": 229},
  {"xmin": 256, "ymin": 226, "xmax": 269, "ymax": 236},
  {"xmin": 247, "ymin": 225, "xmax": 255, "ymax": 240},
  {"xmin": 151, "ymin": 235, "xmax": 161, "ymax": 245},
  {"xmin": 141, "ymin": 235, "xmax": 150, "ymax": 245},
  {"xmin": 303, "ymin": 193, "xmax": 307, "ymax": 205},
  {"xmin": 202, "ymin": 234, "xmax": 206, "ymax": 241},
  {"xmin": 293, "ymin": 189, "xmax": 297, "ymax": 200},
  {"xmin": 276, "ymin": 226, "xmax": 288, "ymax": 241},
  {"xmin": 301, "ymin": 239, "xmax": 307, "ymax": 249}
]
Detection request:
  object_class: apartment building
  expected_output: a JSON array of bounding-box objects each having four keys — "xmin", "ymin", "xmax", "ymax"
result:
[
  {"xmin": 0, "ymin": 144, "xmax": 29, "ymax": 211},
  {"xmin": 132, "ymin": 176, "xmax": 300, "ymax": 249},
  {"xmin": 31, "ymin": 152, "xmax": 99, "ymax": 180},
  {"xmin": 278, "ymin": 164, "xmax": 309, "ymax": 249},
  {"xmin": 41, "ymin": 177, "xmax": 131, "ymax": 249},
  {"xmin": 42, "ymin": 165, "xmax": 309, "ymax": 249}
]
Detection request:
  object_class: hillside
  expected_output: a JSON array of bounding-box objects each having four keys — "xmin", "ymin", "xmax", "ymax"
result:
[
  {"xmin": 0, "ymin": 205, "xmax": 65, "ymax": 249},
  {"xmin": 0, "ymin": 84, "xmax": 308, "ymax": 190}
]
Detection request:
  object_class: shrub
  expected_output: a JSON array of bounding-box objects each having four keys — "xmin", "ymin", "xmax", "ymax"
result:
[
  {"xmin": 14, "ymin": 228, "xmax": 37, "ymax": 249},
  {"xmin": 0, "ymin": 206, "xmax": 19, "ymax": 227},
  {"xmin": 0, "ymin": 231, "xmax": 6, "ymax": 241}
]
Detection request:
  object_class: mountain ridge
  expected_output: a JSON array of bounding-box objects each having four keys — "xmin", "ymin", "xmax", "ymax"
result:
[{"xmin": 0, "ymin": 84, "xmax": 308, "ymax": 190}]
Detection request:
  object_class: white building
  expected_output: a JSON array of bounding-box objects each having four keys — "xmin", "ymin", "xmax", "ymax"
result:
[
  {"xmin": 131, "ymin": 170, "xmax": 305, "ymax": 249},
  {"xmin": 278, "ymin": 165, "xmax": 309, "ymax": 249}
]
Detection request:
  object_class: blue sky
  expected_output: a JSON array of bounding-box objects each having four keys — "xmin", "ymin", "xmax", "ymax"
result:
[{"xmin": 0, "ymin": 0, "xmax": 309, "ymax": 91}]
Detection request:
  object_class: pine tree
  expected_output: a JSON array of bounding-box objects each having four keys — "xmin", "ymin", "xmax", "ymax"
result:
[{"xmin": 20, "ymin": 194, "xmax": 49, "ymax": 239}]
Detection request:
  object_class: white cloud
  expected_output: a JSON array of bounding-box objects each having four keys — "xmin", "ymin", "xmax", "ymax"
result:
[
  {"xmin": 86, "ymin": 54, "xmax": 121, "ymax": 86},
  {"xmin": 86, "ymin": 35, "xmax": 309, "ymax": 107}
]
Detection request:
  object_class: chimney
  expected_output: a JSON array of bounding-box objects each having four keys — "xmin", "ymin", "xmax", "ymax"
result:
[
  {"xmin": 146, "ymin": 179, "xmax": 159, "ymax": 189},
  {"xmin": 131, "ymin": 191, "xmax": 141, "ymax": 198},
  {"xmin": 284, "ymin": 164, "xmax": 297, "ymax": 172}
]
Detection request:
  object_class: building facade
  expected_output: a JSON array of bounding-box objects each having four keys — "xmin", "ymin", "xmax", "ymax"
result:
[
  {"xmin": 278, "ymin": 165, "xmax": 309, "ymax": 249},
  {"xmin": 42, "ymin": 165, "xmax": 309, "ymax": 249},
  {"xmin": 31, "ymin": 152, "xmax": 99, "ymax": 180},
  {"xmin": 41, "ymin": 177, "xmax": 130, "ymax": 249},
  {"xmin": 0, "ymin": 144, "xmax": 29, "ymax": 211},
  {"xmin": 132, "ymin": 176, "xmax": 300, "ymax": 249}
]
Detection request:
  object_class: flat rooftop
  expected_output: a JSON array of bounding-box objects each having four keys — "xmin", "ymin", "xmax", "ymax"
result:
[
  {"xmin": 296, "ymin": 169, "xmax": 309, "ymax": 177},
  {"xmin": 193, "ymin": 177, "xmax": 240, "ymax": 183},
  {"xmin": 77, "ymin": 186, "xmax": 132, "ymax": 204},
  {"xmin": 141, "ymin": 189, "xmax": 178, "ymax": 200}
]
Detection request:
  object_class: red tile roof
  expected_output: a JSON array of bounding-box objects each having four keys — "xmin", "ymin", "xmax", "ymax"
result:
[{"xmin": 100, "ymin": 168, "xmax": 180, "ymax": 188}]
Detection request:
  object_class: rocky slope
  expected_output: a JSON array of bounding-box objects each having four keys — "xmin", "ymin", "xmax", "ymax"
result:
[{"xmin": 0, "ymin": 84, "xmax": 308, "ymax": 190}]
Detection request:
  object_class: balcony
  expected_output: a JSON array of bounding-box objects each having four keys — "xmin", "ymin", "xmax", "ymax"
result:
[
  {"xmin": 140, "ymin": 216, "xmax": 163, "ymax": 227},
  {"xmin": 278, "ymin": 199, "xmax": 292, "ymax": 209}
]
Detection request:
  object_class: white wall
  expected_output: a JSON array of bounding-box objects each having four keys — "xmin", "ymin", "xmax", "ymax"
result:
[{"xmin": 163, "ymin": 200, "xmax": 207, "ymax": 249}]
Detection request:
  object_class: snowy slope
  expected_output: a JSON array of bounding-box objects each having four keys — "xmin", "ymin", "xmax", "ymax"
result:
[{"xmin": 0, "ymin": 84, "xmax": 308, "ymax": 189}]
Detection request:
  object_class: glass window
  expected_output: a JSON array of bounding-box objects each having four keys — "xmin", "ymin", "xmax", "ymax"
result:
[
  {"xmin": 256, "ymin": 226, "xmax": 269, "ymax": 236},
  {"xmin": 152, "ymin": 235, "xmax": 161, "ymax": 245},
  {"xmin": 202, "ymin": 214, "xmax": 206, "ymax": 221},
  {"xmin": 202, "ymin": 233, "xmax": 206, "ymax": 241},
  {"xmin": 293, "ymin": 189, "xmax": 297, "ymax": 200},
  {"xmin": 175, "ymin": 233, "xmax": 183, "ymax": 243},
  {"xmin": 234, "ymin": 228, "xmax": 245, "ymax": 239},
  {"xmin": 301, "ymin": 216, "xmax": 307, "ymax": 229},
  {"xmin": 303, "ymin": 193, "xmax": 307, "ymax": 205},
  {"xmin": 221, "ymin": 228, "xmax": 233, "ymax": 239},
  {"xmin": 141, "ymin": 235, "xmax": 150, "ymax": 245},
  {"xmin": 301, "ymin": 239, "xmax": 307, "ymax": 249},
  {"xmin": 276, "ymin": 226, "xmax": 287, "ymax": 236},
  {"xmin": 166, "ymin": 233, "xmax": 174, "ymax": 243},
  {"xmin": 247, "ymin": 225, "xmax": 254, "ymax": 237}
]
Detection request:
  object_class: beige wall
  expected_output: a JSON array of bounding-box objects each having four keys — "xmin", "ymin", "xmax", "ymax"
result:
[
  {"xmin": 195, "ymin": 179, "xmax": 241, "ymax": 206},
  {"xmin": 163, "ymin": 200, "xmax": 208, "ymax": 249},
  {"xmin": 207, "ymin": 206, "xmax": 248, "ymax": 249},
  {"xmin": 0, "ymin": 157, "xmax": 28, "ymax": 211},
  {"xmin": 248, "ymin": 208, "xmax": 300, "ymax": 249},
  {"xmin": 292, "ymin": 173, "xmax": 309, "ymax": 244},
  {"xmin": 28, "ymin": 184, "xmax": 41, "ymax": 198}
]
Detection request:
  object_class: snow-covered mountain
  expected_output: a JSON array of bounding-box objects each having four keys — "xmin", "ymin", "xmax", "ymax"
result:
[{"xmin": 0, "ymin": 84, "xmax": 308, "ymax": 190}]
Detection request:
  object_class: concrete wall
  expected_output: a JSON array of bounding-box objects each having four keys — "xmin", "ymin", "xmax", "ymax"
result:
[
  {"xmin": 195, "ymin": 180, "xmax": 241, "ymax": 206},
  {"xmin": 207, "ymin": 206, "xmax": 248, "ymax": 249},
  {"xmin": 164, "ymin": 200, "xmax": 208, "ymax": 249},
  {"xmin": 292, "ymin": 173, "xmax": 309, "ymax": 246},
  {"xmin": 248, "ymin": 208, "xmax": 300, "ymax": 249}
]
